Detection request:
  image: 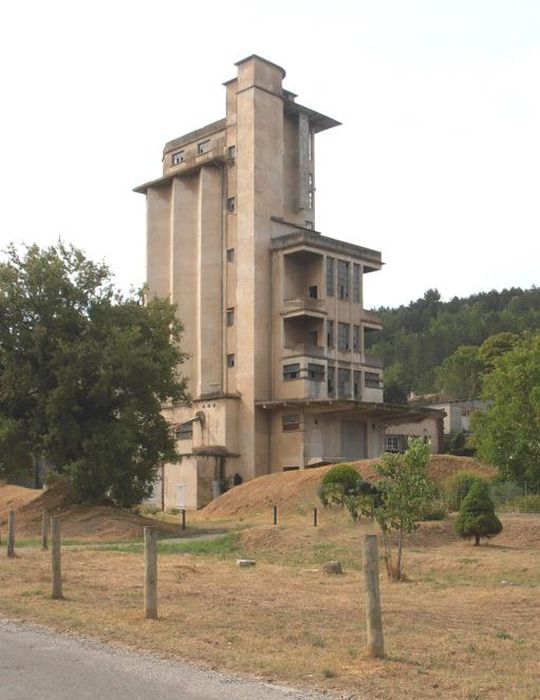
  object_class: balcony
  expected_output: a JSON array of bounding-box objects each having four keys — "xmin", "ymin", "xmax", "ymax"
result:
[
  {"xmin": 364, "ymin": 354, "xmax": 384, "ymax": 369},
  {"xmin": 282, "ymin": 296, "xmax": 326, "ymax": 318},
  {"xmin": 283, "ymin": 343, "xmax": 326, "ymax": 359}
]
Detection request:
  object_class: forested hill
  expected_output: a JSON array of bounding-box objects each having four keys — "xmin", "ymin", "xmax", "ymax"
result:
[{"xmin": 366, "ymin": 287, "xmax": 540, "ymax": 396}]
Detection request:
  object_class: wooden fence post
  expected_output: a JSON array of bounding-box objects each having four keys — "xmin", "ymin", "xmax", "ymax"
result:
[
  {"xmin": 51, "ymin": 517, "xmax": 63, "ymax": 599},
  {"xmin": 313, "ymin": 507, "xmax": 318, "ymax": 527},
  {"xmin": 7, "ymin": 510, "xmax": 15, "ymax": 558},
  {"xmin": 41, "ymin": 509, "xmax": 49, "ymax": 550},
  {"xmin": 362, "ymin": 534, "xmax": 385, "ymax": 658},
  {"xmin": 273, "ymin": 505, "xmax": 278, "ymax": 526},
  {"xmin": 144, "ymin": 527, "xmax": 158, "ymax": 619},
  {"xmin": 181, "ymin": 509, "xmax": 186, "ymax": 531}
]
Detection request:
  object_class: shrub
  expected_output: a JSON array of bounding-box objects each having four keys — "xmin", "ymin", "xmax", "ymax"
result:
[
  {"xmin": 455, "ymin": 480, "xmax": 503, "ymax": 545},
  {"xmin": 444, "ymin": 470, "xmax": 489, "ymax": 511},
  {"xmin": 418, "ymin": 499, "xmax": 448, "ymax": 521},
  {"xmin": 502, "ymin": 495, "xmax": 540, "ymax": 513},
  {"xmin": 319, "ymin": 483, "xmax": 346, "ymax": 507},
  {"xmin": 344, "ymin": 480, "xmax": 381, "ymax": 520},
  {"xmin": 489, "ymin": 480, "xmax": 523, "ymax": 507},
  {"xmin": 320, "ymin": 464, "xmax": 360, "ymax": 507}
]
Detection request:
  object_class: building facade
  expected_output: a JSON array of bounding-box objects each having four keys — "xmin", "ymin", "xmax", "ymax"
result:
[{"xmin": 136, "ymin": 55, "xmax": 438, "ymax": 509}]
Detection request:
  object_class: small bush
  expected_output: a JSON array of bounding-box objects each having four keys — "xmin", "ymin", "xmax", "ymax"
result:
[
  {"xmin": 419, "ymin": 499, "xmax": 448, "ymax": 521},
  {"xmin": 444, "ymin": 470, "xmax": 489, "ymax": 511},
  {"xmin": 455, "ymin": 480, "xmax": 502, "ymax": 545},
  {"xmin": 502, "ymin": 494, "xmax": 540, "ymax": 513},
  {"xmin": 319, "ymin": 482, "xmax": 346, "ymax": 507},
  {"xmin": 321, "ymin": 464, "xmax": 360, "ymax": 491}
]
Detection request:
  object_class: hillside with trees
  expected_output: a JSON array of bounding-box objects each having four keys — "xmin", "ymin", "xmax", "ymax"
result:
[{"xmin": 366, "ymin": 287, "xmax": 540, "ymax": 400}]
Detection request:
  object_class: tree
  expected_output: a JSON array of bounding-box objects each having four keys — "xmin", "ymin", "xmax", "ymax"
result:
[
  {"xmin": 477, "ymin": 332, "xmax": 520, "ymax": 372},
  {"xmin": 0, "ymin": 242, "xmax": 188, "ymax": 506},
  {"xmin": 455, "ymin": 480, "xmax": 502, "ymax": 545},
  {"xmin": 383, "ymin": 362, "xmax": 410, "ymax": 404},
  {"xmin": 435, "ymin": 345, "xmax": 484, "ymax": 399},
  {"xmin": 374, "ymin": 438, "xmax": 435, "ymax": 581},
  {"xmin": 472, "ymin": 332, "xmax": 540, "ymax": 492}
]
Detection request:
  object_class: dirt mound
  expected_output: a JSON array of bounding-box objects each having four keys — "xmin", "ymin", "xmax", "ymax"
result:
[
  {"xmin": 2, "ymin": 481, "xmax": 179, "ymax": 541},
  {"xmin": 201, "ymin": 455, "xmax": 496, "ymax": 519}
]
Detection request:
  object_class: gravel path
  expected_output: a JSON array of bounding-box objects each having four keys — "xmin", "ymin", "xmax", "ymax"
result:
[{"xmin": 0, "ymin": 618, "xmax": 332, "ymax": 700}]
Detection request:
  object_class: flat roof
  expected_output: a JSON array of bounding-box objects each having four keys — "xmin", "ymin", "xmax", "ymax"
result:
[
  {"xmin": 163, "ymin": 118, "xmax": 226, "ymax": 155},
  {"xmin": 284, "ymin": 101, "xmax": 341, "ymax": 133},
  {"xmin": 270, "ymin": 225, "xmax": 383, "ymax": 270},
  {"xmin": 234, "ymin": 54, "xmax": 286, "ymax": 78}
]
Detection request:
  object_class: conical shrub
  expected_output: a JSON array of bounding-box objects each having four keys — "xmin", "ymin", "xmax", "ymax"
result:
[{"xmin": 455, "ymin": 480, "xmax": 502, "ymax": 546}]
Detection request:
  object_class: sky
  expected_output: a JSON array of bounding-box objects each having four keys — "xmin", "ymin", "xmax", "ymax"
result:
[{"xmin": 1, "ymin": 0, "xmax": 539, "ymax": 309}]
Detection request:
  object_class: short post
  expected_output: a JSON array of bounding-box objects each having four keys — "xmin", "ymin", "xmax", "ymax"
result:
[
  {"xmin": 362, "ymin": 534, "xmax": 385, "ymax": 658},
  {"xmin": 41, "ymin": 509, "xmax": 49, "ymax": 550},
  {"xmin": 7, "ymin": 510, "xmax": 15, "ymax": 558},
  {"xmin": 181, "ymin": 508, "xmax": 186, "ymax": 531},
  {"xmin": 51, "ymin": 517, "xmax": 63, "ymax": 599},
  {"xmin": 273, "ymin": 505, "xmax": 278, "ymax": 526},
  {"xmin": 313, "ymin": 507, "xmax": 318, "ymax": 527},
  {"xmin": 144, "ymin": 527, "xmax": 158, "ymax": 619}
]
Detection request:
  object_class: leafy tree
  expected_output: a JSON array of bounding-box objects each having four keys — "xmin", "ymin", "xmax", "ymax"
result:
[
  {"xmin": 477, "ymin": 332, "xmax": 520, "ymax": 372},
  {"xmin": 435, "ymin": 345, "xmax": 484, "ymax": 399},
  {"xmin": 374, "ymin": 438, "xmax": 435, "ymax": 581},
  {"xmin": 455, "ymin": 480, "xmax": 502, "ymax": 545},
  {"xmin": 0, "ymin": 242, "xmax": 188, "ymax": 506},
  {"xmin": 472, "ymin": 332, "xmax": 540, "ymax": 492},
  {"xmin": 383, "ymin": 362, "xmax": 410, "ymax": 404},
  {"xmin": 443, "ymin": 470, "xmax": 488, "ymax": 511}
]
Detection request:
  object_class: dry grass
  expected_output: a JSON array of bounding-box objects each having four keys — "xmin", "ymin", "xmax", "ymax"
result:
[{"xmin": 1, "ymin": 512, "xmax": 538, "ymax": 699}]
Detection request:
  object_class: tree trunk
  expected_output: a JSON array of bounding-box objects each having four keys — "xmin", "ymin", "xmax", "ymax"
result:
[
  {"xmin": 474, "ymin": 534, "xmax": 480, "ymax": 546},
  {"xmin": 396, "ymin": 526, "xmax": 404, "ymax": 581}
]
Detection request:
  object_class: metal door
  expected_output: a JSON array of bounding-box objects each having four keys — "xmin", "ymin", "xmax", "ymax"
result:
[{"xmin": 341, "ymin": 421, "xmax": 367, "ymax": 461}]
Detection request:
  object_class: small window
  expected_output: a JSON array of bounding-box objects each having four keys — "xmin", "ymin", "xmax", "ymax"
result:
[
  {"xmin": 327, "ymin": 320, "xmax": 334, "ymax": 349},
  {"xmin": 327, "ymin": 365, "xmax": 335, "ymax": 397},
  {"xmin": 283, "ymin": 363, "xmax": 300, "ymax": 381},
  {"xmin": 326, "ymin": 257, "xmax": 335, "ymax": 297},
  {"xmin": 384, "ymin": 435, "xmax": 403, "ymax": 453},
  {"xmin": 227, "ymin": 196, "xmax": 236, "ymax": 213},
  {"xmin": 175, "ymin": 422, "xmax": 193, "ymax": 440},
  {"xmin": 353, "ymin": 263, "xmax": 361, "ymax": 304},
  {"xmin": 227, "ymin": 145, "xmax": 236, "ymax": 160},
  {"xmin": 337, "ymin": 322, "xmax": 350, "ymax": 352},
  {"xmin": 283, "ymin": 465, "xmax": 300, "ymax": 471},
  {"xmin": 305, "ymin": 220, "xmax": 314, "ymax": 229},
  {"xmin": 227, "ymin": 353, "xmax": 236, "ymax": 368},
  {"xmin": 308, "ymin": 130, "xmax": 313, "ymax": 161},
  {"xmin": 308, "ymin": 285, "xmax": 318, "ymax": 299},
  {"xmin": 227, "ymin": 248, "xmax": 235, "ymax": 263},
  {"xmin": 365, "ymin": 371, "xmax": 380, "ymax": 388},
  {"xmin": 172, "ymin": 150, "xmax": 184, "ymax": 165},
  {"xmin": 226, "ymin": 308, "xmax": 235, "ymax": 327},
  {"xmin": 353, "ymin": 325, "xmax": 361, "ymax": 353},
  {"xmin": 197, "ymin": 139, "xmax": 211, "ymax": 155},
  {"xmin": 353, "ymin": 370, "xmax": 361, "ymax": 398},
  {"xmin": 337, "ymin": 260, "xmax": 350, "ymax": 299},
  {"xmin": 308, "ymin": 173, "xmax": 314, "ymax": 209},
  {"xmin": 282, "ymin": 414, "xmax": 301, "ymax": 432},
  {"xmin": 307, "ymin": 363, "xmax": 325, "ymax": 381}
]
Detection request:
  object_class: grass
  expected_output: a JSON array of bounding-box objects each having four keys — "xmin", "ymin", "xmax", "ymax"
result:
[{"xmin": 0, "ymin": 512, "xmax": 538, "ymax": 699}]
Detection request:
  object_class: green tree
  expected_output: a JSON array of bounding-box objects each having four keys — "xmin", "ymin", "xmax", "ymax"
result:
[
  {"xmin": 455, "ymin": 480, "xmax": 502, "ymax": 545},
  {"xmin": 472, "ymin": 332, "xmax": 540, "ymax": 492},
  {"xmin": 0, "ymin": 242, "xmax": 188, "ymax": 506},
  {"xmin": 383, "ymin": 362, "xmax": 410, "ymax": 404},
  {"xmin": 477, "ymin": 332, "xmax": 520, "ymax": 372},
  {"xmin": 374, "ymin": 438, "xmax": 435, "ymax": 581},
  {"xmin": 435, "ymin": 345, "xmax": 484, "ymax": 399}
]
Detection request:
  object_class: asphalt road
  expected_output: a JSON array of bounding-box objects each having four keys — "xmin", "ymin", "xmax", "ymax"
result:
[{"xmin": 0, "ymin": 619, "xmax": 330, "ymax": 700}]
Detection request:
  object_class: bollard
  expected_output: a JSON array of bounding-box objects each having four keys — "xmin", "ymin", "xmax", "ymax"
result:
[
  {"xmin": 7, "ymin": 510, "xmax": 15, "ymax": 558},
  {"xmin": 41, "ymin": 509, "xmax": 49, "ymax": 550},
  {"xmin": 362, "ymin": 534, "xmax": 385, "ymax": 658},
  {"xmin": 181, "ymin": 509, "xmax": 186, "ymax": 531},
  {"xmin": 313, "ymin": 507, "xmax": 318, "ymax": 527},
  {"xmin": 51, "ymin": 517, "xmax": 63, "ymax": 599},
  {"xmin": 273, "ymin": 505, "xmax": 278, "ymax": 526},
  {"xmin": 144, "ymin": 527, "xmax": 158, "ymax": 619}
]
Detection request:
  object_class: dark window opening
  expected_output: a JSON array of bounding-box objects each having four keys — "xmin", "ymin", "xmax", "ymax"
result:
[
  {"xmin": 197, "ymin": 139, "xmax": 210, "ymax": 155},
  {"xmin": 308, "ymin": 285, "xmax": 318, "ymax": 299},
  {"xmin": 283, "ymin": 363, "xmax": 300, "ymax": 381},
  {"xmin": 226, "ymin": 308, "xmax": 235, "ymax": 327},
  {"xmin": 326, "ymin": 257, "xmax": 335, "ymax": 297},
  {"xmin": 282, "ymin": 414, "xmax": 301, "ymax": 432},
  {"xmin": 172, "ymin": 151, "xmax": 184, "ymax": 165},
  {"xmin": 306, "ymin": 330, "xmax": 318, "ymax": 346},
  {"xmin": 227, "ymin": 248, "xmax": 235, "ymax": 263},
  {"xmin": 327, "ymin": 365, "xmax": 335, "ymax": 397},
  {"xmin": 365, "ymin": 371, "xmax": 380, "ymax": 388},
  {"xmin": 175, "ymin": 423, "xmax": 193, "ymax": 440},
  {"xmin": 337, "ymin": 260, "xmax": 350, "ymax": 299},
  {"xmin": 227, "ymin": 353, "xmax": 236, "ymax": 368},
  {"xmin": 307, "ymin": 363, "xmax": 325, "ymax": 381},
  {"xmin": 327, "ymin": 320, "xmax": 334, "ymax": 349},
  {"xmin": 227, "ymin": 196, "xmax": 236, "ymax": 213}
]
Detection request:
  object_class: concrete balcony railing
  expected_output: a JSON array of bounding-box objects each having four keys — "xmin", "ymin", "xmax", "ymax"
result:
[
  {"xmin": 361, "ymin": 309, "xmax": 383, "ymax": 327},
  {"xmin": 364, "ymin": 354, "xmax": 384, "ymax": 369},
  {"xmin": 283, "ymin": 297, "xmax": 326, "ymax": 316},
  {"xmin": 283, "ymin": 343, "xmax": 326, "ymax": 359}
]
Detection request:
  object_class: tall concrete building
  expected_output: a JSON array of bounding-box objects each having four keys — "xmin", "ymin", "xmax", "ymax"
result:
[{"xmin": 135, "ymin": 55, "xmax": 436, "ymax": 509}]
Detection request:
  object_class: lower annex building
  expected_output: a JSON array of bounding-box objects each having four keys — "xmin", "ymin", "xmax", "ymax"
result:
[{"xmin": 135, "ymin": 55, "xmax": 442, "ymax": 509}]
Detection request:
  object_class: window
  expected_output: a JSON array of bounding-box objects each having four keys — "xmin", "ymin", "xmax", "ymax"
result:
[
  {"xmin": 227, "ymin": 353, "xmax": 235, "ymax": 368},
  {"xmin": 327, "ymin": 365, "xmax": 335, "ymax": 397},
  {"xmin": 283, "ymin": 363, "xmax": 300, "ymax": 381},
  {"xmin": 172, "ymin": 150, "xmax": 184, "ymax": 165},
  {"xmin": 353, "ymin": 370, "xmax": 361, "ymax": 398},
  {"xmin": 365, "ymin": 371, "xmax": 380, "ymax": 388},
  {"xmin": 308, "ymin": 173, "xmax": 314, "ymax": 209},
  {"xmin": 227, "ymin": 145, "xmax": 236, "ymax": 160},
  {"xmin": 308, "ymin": 130, "xmax": 313, "ymax": 160},
  {"xmin": 384, "ymin": 435, "xmax": 403, "ymax": 453},
  {"xmin": 326, "ymin": 319, "xmax": 334, "ymax": 348},
  {"xmin": 306, "ymin": 329, "xmax": 318, "ymax": 346},
  {"xmin": 304, "ymin": 220, "xmax": 314, "ymax": 229},
  {"xmin": 227, "ymin": 196, "xmax": 236, "ymax": 213},
  {"xmin": 226, "ymin": 308, "xmax": 235, "ymax": 327},
  {"xmin": 337, "ymin": 322, "xmax": 350, "ymax": 352},
  {"xmin": 175, "ymin": 422, "xmax": 193, "ymax": 440},
  {"xmin": 307, "ymin": 363, "xmax": 325, "ymax": 381},
  {"xmin": 226, "ymin": 248, "xmax": 235, "ymax": 263},
  {"xmin": 337, "ymin": 260, "xmax": 350, "ymax": 299},
  {"xmin": 353, "ymin": 264, "xmax": 361, "ymax": 303},
  {"xmin": 308, "ymin": 285, "xmax": 318, "ymax": 299},
  {"xmin": 282, "ymin": 414, "xmax": 301, "ymax": 432},
  {"xmin": 338, "ymin": 368, "xmax": 351, "ymax": 398},
  {"xmin": 283, "ymin": 465, "xmax": 300, "ymax": 471},
  {"xmin": 326, "ymin": 257, "xmax": 335, "ymax": 296},
  {"xmin": 353, "ymin": 325, "xmax": 361, "ymax": 353},
  {"xmin": 197, "ymin": 139, "xmax": 211, "ymax": 155}
]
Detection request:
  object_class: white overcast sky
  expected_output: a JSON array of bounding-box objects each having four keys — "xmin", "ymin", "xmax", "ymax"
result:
[{"xmin": 1, "ymin": 0, "xmax": 539, "ymax": 308}]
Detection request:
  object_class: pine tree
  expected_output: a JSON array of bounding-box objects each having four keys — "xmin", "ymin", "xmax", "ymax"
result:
[{"xmin": 455, "ymin": 481, "xmax": 502, "ymax": 546}]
